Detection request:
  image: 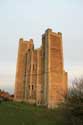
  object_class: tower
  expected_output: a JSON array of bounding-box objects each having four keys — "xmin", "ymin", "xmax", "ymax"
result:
[
  {"xmin": 42, "ymin": 29, "xmax": 67, "ymax": 108},
  {"xmin": 14, "ymin": 38, "xmax": 34, "ymax": 101},
  {"xmin": 14, "ymin": 28, "xmax": 68, "ymax": 108}
]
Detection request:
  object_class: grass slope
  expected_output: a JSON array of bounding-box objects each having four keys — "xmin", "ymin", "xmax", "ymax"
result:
[{"xmin": 0, "ymin": 101, "xmax": 71, "ymax": 125}]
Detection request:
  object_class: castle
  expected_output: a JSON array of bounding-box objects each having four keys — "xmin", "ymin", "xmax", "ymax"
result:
[{"xmin": 14, "ymin": 28, "xmax": 68, "ymax": 108}]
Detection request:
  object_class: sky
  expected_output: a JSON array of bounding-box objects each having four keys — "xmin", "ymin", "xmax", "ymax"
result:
[{"xmin": 0, "ymin": 0, "xmax": 83, "ymax": 94}]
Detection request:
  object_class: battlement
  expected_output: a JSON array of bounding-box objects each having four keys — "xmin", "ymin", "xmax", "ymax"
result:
[
  {"xmin": 45, "ymin": 28, "xmax": 52, "ymax": 33},
  {"xmin": 42, "ymin": 29, "xmax": 62, "ymax": 39},
  {"xmin": 19, "ymin": 38, "xmax": 34, "ymax": 50},
  {"xmin": 58, "ymin": 32, "xmax": 62, "ymax": 36}
]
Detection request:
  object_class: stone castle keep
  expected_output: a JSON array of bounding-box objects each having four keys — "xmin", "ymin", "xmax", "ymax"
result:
[{"xmin": 14, "ymin": 28, "xmax": 68, "ymax": 108}]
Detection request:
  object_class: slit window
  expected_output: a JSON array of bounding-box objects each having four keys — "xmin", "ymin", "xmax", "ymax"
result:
[
  {"xmin": 33, "ymin": 64, "xmax": 34, "ymax": 71},
  {"xmin": 32, "ymin": 85, "xmax": 34, "ymax": 90}
]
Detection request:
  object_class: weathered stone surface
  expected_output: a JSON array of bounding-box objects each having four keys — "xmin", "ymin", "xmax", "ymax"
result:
[{"xmin": 14, "ymin": 29, "xmax": 68, "ymax": 108}]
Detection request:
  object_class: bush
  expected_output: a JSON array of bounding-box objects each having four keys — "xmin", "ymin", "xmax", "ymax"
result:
[{"xmin": 65, "ymin": 78, "xmax": 83, "ymax": 125}]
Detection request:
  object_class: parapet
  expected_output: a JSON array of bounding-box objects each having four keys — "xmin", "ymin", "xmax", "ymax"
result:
[
  {"xmin": 19, "ymin": 38, "xmax": 34, "ymax": 50},
  {"xmin": 19, "ymin": 38, "xmax": 24, "ymax": 43},
  {"xmin": 58, "ymin": 32, "xmax": 62, "ymax": 36},
  {"xmin": 29, "ymin": 39, "xmax": 33, "ymax": 44},
  {"xmin": 45, "ymin": 28, "xmax": 52, "ymax": 33}
]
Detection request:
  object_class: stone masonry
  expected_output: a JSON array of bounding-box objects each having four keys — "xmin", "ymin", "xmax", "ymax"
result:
[{"xmin": 14, "ymin": 28, "xmax": 68, "ymax": 108}]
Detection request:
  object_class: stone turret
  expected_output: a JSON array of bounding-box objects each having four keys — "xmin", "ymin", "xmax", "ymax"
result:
[{"xmin": 14, "ymin": 38, "xmax": 34, "ymax": 101}]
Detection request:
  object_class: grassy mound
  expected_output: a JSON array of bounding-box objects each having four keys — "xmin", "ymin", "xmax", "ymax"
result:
[{"xmin": 0, "ymin": 101, "xmax": 71, "ymax": 125}]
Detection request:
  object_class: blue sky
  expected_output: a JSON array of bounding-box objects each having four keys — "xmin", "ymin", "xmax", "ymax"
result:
[{"xmin": 0, "ymin": 0, "xmax": 83, "ymax": 93}]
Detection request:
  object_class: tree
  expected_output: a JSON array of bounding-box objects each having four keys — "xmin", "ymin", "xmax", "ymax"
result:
[{"xmin": 66, "ymin": 77, "xmax": 83, "ymax": 124}]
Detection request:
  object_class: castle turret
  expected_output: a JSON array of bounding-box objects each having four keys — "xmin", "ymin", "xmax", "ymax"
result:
[
  {"xmin": 14, "ymin": 38, "xmax": 28, "ymax": 101},
  {"xmin": 42, "ymin": 29, "xmax": 67, "ymax": 108},
  {"xmin": 14, "ymin": 38, "xmax": 34, "ymax": 101}
]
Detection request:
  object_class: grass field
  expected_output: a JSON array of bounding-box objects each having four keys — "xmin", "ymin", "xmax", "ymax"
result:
[{"xmin": 0, "ymin": 101, "xmax": 72, "ymax": 125}]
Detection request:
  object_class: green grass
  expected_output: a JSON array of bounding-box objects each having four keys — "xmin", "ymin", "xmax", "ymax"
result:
[{"xmin": 0, "ymin": 101, "xmax": 71, "ymax": 125}]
